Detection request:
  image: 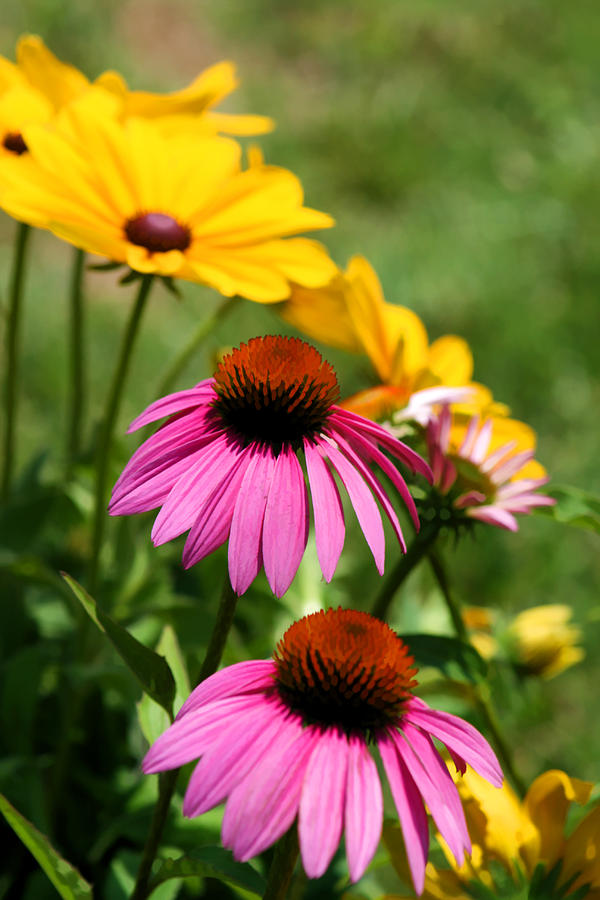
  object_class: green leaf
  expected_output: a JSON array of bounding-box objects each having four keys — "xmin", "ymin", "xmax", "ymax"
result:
[
  {"xmin": 0, "ymin": 792, "xmax": 92, "ymax": 900},
  {"xmin": 148, "ymin": 847, "xmax": 265, "ymax": 896},
  {"xmin": 397, "ymin": 633, "xmax": 487, "ymax": 683},
  {"xmin": 137, "ymin": 625, "xmax": 191, "ymax": 744},
  {"xmin": 62, "ymin": 572, "xmax": 176, "ymax": 714},
  {"xmin": 533, "ymin": 484, "xmax": 600, "ymax": 535}
]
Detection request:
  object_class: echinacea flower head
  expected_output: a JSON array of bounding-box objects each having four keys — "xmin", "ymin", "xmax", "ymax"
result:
[
  {"xmin": 507, "ymin": 604, "xmax": 584, "ymax": 679},
  {"xmin": 280, "ymin": 255, "xmax": 503, "ymax": 425},
  {"xmin": 0, "ymin": 97, "xmax": 334, "ymax": 300},
  {"xmin": 421, "ymin": 405, "xmax": 555, "ymax": 533},
  {"xmin": 110, "ymin": 336, "xmax": 432, "ymax": 597},
  {"xmin": 385, "ymin": 768, "xmax": 599, "ymax": 899},
  {"xmin": 143, "ymin": 608, "xmax": 503, "ymax": 890}
]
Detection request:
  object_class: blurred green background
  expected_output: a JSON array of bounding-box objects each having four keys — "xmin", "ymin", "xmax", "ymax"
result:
[{"xmin": 1, "ymin": 1, "xmax": 599, "ymax": 897}]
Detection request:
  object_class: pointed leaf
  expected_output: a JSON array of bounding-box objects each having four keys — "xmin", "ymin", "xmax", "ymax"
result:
[
  {"xmin": 397, "ymin": 633, "xmax": 487, "ymax": 684},
  {"xmin": 534, "ymin": 484, "xmax": 600, "ymax": 535},
  {"xmin": 62, "ymin": 573, "xmax": 175, "ymax": 713},
  {"xmin": 0, "ymin": 793, "xmax": 93, "ymax": 900},
  {"xmin": 148, "ymin": 846, "xmax": 265, "ymax": 896},
  {"xmin": 138, "ymin": 625, "xmax": 191, "ymax": 744}
]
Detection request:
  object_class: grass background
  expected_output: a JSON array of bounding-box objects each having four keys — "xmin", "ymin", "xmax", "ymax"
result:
[{"xmin": 1, "ymin": 1, "xmax": 599, "ymax": 897}]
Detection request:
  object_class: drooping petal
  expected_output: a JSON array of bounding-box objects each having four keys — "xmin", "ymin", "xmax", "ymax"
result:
[
  {"xmin": 344, "ymin": 736, "xmax": 383, "ymax": 883},
  {"xmin": 142, "ymin": 693, "xmax": 267, "ymax": 772},
  {"xmin": 126, "ymin": 381, "xmax": 216, "ymax": 432},
  {"xmin": 319, "ymin": 437, "xmax": 385, "ymax": 574},
  {"xmin": 183, "ymin": 698, "xmax": 293, "ymax": 817},
  {"xmin": 227, "ymin": 446, "xmax": 277, "ymax": 595},
  {"xmin": 176, "ymin": 659, "xmax": 276, "ymax": 720},
  {"xmin": 404, "ymin": 698, "xmax": 503, "ymax": 787},
  {"xmin": 262, "ymin": 448, "xmax": 309, "ymax": 597},
  {"xmin": 303, "ymin": 438, "xmax": 345, "ymax": 582},
  {"xmin": 222, "ymin": 723, "xmax": 319, "ymax": 860},
  {"xmin": 378, "ymin": 730, "xmax": 429, "ymax": 895},
  {"xmin": 298, "ymin": 727, "xmax": 349, "ymax": 878},
  {"xmin": 467, "ymin": 505, "xmax": 519, "ymax": 531}
]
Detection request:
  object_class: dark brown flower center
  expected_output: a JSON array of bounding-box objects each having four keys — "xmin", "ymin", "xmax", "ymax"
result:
[
  {"xmin": 2, "ymin": 131, "xmax": 28, "ymax": 155},
  {"xmin": 212, "ymin": 336, "xmax": 340, "ymax": 453},
  {"xmin": 273, "ymin": 608, "xmax": 418, "ymax": 733},
  {"xmin": 124, "ymin": 212, "xmax": 191, "ymax": 253}
]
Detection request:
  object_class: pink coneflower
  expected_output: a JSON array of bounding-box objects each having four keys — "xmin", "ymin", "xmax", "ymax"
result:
[
  {"xmin": 109, "ymin": 336, "xmax": 431, "ymax": 597},
  {"xmin": 143, "ymin": 608, "xmax": 503, "ymax": 891},
  {"xmin": 424, "ymin": 406, "xmax": 555, "ymax": 531}
]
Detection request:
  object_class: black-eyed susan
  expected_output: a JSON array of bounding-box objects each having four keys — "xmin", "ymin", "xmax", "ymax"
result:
[
  {"xmin": 385, "ymin": 768, "xmax": 600, "ymax": 899},
  {"xmin": 0, "ymin": 97, "xmax": 335, "ymax": 301},
  {"xmin": 281, "ymin": 255, "xmax": 501, "ymax": 424}
]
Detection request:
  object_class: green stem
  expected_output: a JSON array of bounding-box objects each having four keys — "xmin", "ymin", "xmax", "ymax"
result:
[
  {"xmin": 262, "ymin": 826, "xmax": 299, "ymax": 900},
  {"xmin": 66, "ymin": 248, "xmax": 86, "ymax": 472},
  {"xmin": 89, "ymin": 274, "xmax": 154, "ymax": 594},
  {"xmin": 1, "ymin": 222, "xmax": 31, "ymax": 498},
  {"xmin": 371, "ymin": 521, "xmax": 440, "ymax": 621},
  {"xmin": 130, "ymin": 576, "xmax": 240, "ymax": 900},
  {"xmin": 156, "ymin": 295, "xmax": 238, "ymax": 397},
  {"xmin": 428, "ymin": 549, "xmax": 526, "ymax": 795}
]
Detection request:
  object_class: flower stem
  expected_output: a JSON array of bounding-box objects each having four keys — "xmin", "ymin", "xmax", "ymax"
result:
[
  {"xmin": 88, "ymin": 274, "xmax": 154, "ymax": 595},
  {"xmin": 66, "ymin": 248, "xmax": 86, "ymax": 472},
  {"xmin": 262, "ymin": 826, "xmax": 299, "ymax": 900},
  {"xmin": 155, "ymin": 295, "xmax": 238, "ymax": 397},
  {"xmin": 130, "ymin": 576, "xmax": 240, "ymax": 900},
  {"xmin": 1, "ymin": 222, "xmax": 31, "ymax": 499},
  {"xmin": 371, "ymin": 521, "xmax": 440, "ymax": 621},
  {"xmin": 427, "ymin": 549, "xmax": 527, "ymax": 795}
]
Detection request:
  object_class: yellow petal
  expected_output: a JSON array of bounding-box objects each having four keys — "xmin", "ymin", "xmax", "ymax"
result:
[
  {"xmin": 342, "ymin": 385, "xmax": 410, "ymax": 420},
  {"xmin": 120, "ymin": 61, "xmax": 238, "ymax": 118},
  {"xmin": 279, "ymin": 273, "xmax": 362, "ymax": 354},
  {"xmin": 202, "ymin": 111, "xmax": 275, "ymax": 136},
  {"xmin": 16, "ymin": 35, "xmax": 89, "ymax": 110},
  {"xmin": 561, "ymin": 806, "xmax": 600, "ymax": 891},
  {"xmin": 427, "ymin": 335, "xmax": 474, "ymax": 386},
  {"xmin": 522, "ymin": 770, "xmax": 593, "ymax": 872},
  {"xmin": 344, "ymin": 255, "xmax": 396, "ymax": 381}
]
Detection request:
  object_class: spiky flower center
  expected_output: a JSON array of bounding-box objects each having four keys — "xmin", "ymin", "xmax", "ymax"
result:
[
  {"xmin": 124, "ymin": 212, "xmax": 191, "ymax": 253},
  {"xmin": 2, "ymin": 131, "xmax": 27, "ymax": 155},
  {"xmin": 273, "ymin": 608, "xmax": 418, "ymax": 733},
  {"xmin": 212, "ymin": 336, "xmax": 340, "ymax": 452}
]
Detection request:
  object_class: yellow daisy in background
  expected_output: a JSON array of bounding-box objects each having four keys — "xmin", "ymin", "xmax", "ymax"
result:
[
  {"xmin": 0, "ymin": 95, "xmax": 335, "ymax": 300},
  {"xmin": 507, "ymin": 605, "xmax": 585, "ymax": 679},
  {"xmin": 0, "ymin": 34, "xmax": 272, "ymax": 153},
  {"xmin": 384, "ymin": 768, "xmax": 600, "ymax": 899},
  {"xmin": 281, "ymin": 254, "xmax": 503, "ymax": 423}
]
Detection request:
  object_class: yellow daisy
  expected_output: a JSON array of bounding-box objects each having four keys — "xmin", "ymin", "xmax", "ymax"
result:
[
  {"xmin": 281, "ymin": 254, "xmax": 501, "ymax": 422},
  {"xmin": 0, "ymin": 34, "xmax": 272, "ymax": 150},
  {"xmin": 0, "ymin": 95, "xmax": 335, "ymax": 301},
  {"xmin": 384, "ymin": 768, "xmax": 600, "ymax": 899},
  {"xmin": 507, "ymin": 605, "xmax": 584, "ymax": 679}
]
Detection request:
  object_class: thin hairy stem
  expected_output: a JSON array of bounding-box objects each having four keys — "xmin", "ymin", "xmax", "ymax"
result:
[{"xmin": 66, "ymin": 248, "xmax": 86, "ymax": 471}]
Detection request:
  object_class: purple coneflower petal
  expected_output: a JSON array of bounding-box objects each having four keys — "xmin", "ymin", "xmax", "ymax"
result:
[
  {"xmin": 489, "ymin": 449, "xmax": 534, "ymax": 484},
  {"xmin": 228, "ymin": 447, "xmax": 277, "ymax": 595},
  {"xmin": 304, "ymin": 439, "xmax": 345, "ymax": 582},
  {"xmin": 182, "ymin": 454, "xmax": 254, "ymax": 567},
  {"xmin": 470, "ymin": 419, "xmax": 493, "ymax": 464},
  {"xmin": 152, "ymin": 434, "xmax": 242, "ymax": 545},
  {"xmin": 458, "ymin": 414, "xmax": 480, "ymax": 457},
  {"xmin": 331, "ymin": 429, "xmax": 407, "ymax": 552},
  {"xmin": 404, "ymin": 698, "xmax": 503, "ymax": 786},
  {"xmin": 176, "ymin": 659, "xmax": 276, "ymax": 720},
  {"xmin": 494, "ymin": 477, "xmax": 549, "ymax": 500},
  {"xmin": 378, "ymin": 731, "xmax": 429, "ymax": 895},
  {"xmin": 299, "ymin": 727, "xmax": 349, "ymax": 878},
  {"xmin": 143, "ymin": 694, "xmax": 267, "ymax": 772},
  {"xmin": 391, "ymin": 728, "xmax": 469, "ymax": 867},
  {"xmin": 467, "ymin": 505, "xmax": 519, "ymax": 531},
  {"xmin": 320, "ymin": 437, "xmax": 385, "ymax": 574},
  {"xmin": 127, "ymin": 381, "xmax": 215, "ymax": 432},
  {"xmin": 222, "ymin": 722, "xmax": 318, "ymax": 861},
  {"xmin": 345, "ymin": 736, "xmax": 383, "ymax": 883},
  {"xmin": 183, "ymin": 698, "xmax": 291, "ymax": 817},
  {"xmin": 262, "ymin": 448, "xmax": 309, "ymax": 597},
  {"xmin": 401, "ymin": 724, "xmax": 471, "ymax": 864},
  {"xmin": 479, "ymin": 440, "xmax": 518, "ymax": 474}
]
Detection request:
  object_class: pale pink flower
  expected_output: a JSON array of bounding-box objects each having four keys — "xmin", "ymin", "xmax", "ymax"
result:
[
  {"xmin": 426, "ymin": 406, "xmax": 555, "ymax": 531},
  {"xmin": 143, "ymin": 609, "xmax": 503, "ymax": 891},
  {"xmin": 109, "ymin": 336, "xmax": 431, "ymax": 597}
]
